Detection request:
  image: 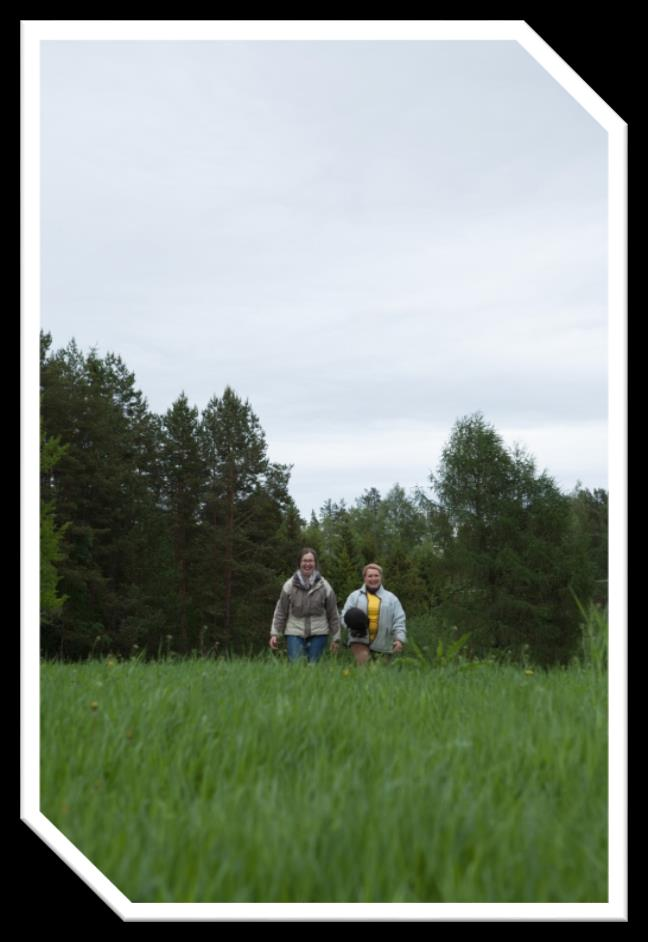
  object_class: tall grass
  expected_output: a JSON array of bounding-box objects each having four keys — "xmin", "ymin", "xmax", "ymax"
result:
[
  {"xmin": 41, "ymin": 654, "xmax": 607, "ymax": 903},
  {"xmin": 573, "ymin": 597, "xmax": 608, "ymax": 675}
]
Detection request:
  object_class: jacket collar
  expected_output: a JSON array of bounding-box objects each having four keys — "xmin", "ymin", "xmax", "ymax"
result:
[{"xmin": 294, "ymin": 570, "xmax": 322, "ymax": 590}]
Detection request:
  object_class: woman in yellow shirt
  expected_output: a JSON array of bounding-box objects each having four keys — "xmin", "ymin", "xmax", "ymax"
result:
[{"xmin": 342, "ymin": 562, "xmax": 407, "ymax": 665}]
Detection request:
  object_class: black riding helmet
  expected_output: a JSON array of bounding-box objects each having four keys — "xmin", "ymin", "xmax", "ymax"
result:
[{"xmin": 343, "ymin": 607, "xmax": 369, "ymax": 638}]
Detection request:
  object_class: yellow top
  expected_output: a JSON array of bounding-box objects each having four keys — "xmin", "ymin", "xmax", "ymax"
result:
[{"xmin": 367, "ymin": 591, "xmax": 381, "ymax": 641}]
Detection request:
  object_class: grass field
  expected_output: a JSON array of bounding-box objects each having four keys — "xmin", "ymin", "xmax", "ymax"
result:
[{"xmin": 40, "ymin": 653, "xmax": 607, "ymax": 903}]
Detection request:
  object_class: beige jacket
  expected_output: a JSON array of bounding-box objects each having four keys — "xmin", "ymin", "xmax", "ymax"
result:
[{"xmin": 271, "ymin": 572, "xmax": 341, "ymax": 641}]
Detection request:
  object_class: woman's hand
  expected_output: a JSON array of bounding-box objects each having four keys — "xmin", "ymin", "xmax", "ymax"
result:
[
  {"xmin": 269, "ymin": 635, "xmax": 279, "ymax": 650},
  {"xmin": 392, "ymin": 639, "xmax": 403, "ymax": 653}
]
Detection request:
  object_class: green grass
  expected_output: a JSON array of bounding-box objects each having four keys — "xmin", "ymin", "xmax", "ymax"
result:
[{"xmin": 40, "ymin": 654, "xmax": 607, "ymax": 903}]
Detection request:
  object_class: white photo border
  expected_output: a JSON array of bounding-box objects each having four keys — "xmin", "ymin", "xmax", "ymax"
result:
[{"xmin": 21, "ymin": 18, "xmax": 627, "ymax": 922}]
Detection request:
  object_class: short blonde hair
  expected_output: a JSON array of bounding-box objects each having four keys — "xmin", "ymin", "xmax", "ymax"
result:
[{"xmin": 362, "ymin": 562, "xmax": 383, "ymax": 577}]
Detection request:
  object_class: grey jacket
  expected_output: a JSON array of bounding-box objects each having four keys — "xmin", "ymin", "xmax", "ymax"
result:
[
  {"xmin": 341, "ymin": 585, "xmax": 407, "ymax": 653},
  {"xmin": 271, "ymin": 571, "xmax": 341, "ymax": 641}
]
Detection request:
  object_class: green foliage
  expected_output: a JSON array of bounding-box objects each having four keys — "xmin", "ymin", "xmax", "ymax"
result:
[
  {"xmin": 398, "ymin": 632, "xmax": 474, "ymax": 671},
  {"xmin": 40, "ymin": 336, "xmax": 300, "ymax": 659},
  {"xmin": 301, "ymin": 511, "xmax": 324, "ymax": 558},
  {"xmin": 40, "ymin": 419, "xmax": 68, "ymax": 619},
  {"xmin": 572, "ymin": 593, "xmax": 608, "ymax": 675},
  {"xmin": 320, "ymin": 510, "xmax": 363, "ymax": 603},
  {"xmin": 159, "ymin": 393, "xmax": 207, "ymax": 653},
  {"xmin": 199, "ymin": 387, "xmax": 295, "ymax": 651},
  {"xmin": 427, "ymin": 413, "xmax": 583, "ymax": 664},
  {"xmin": 40, "ymin": 332, "xmax": 607, "ymax": 666},
  {"xmin": 567, "ymin": 485, "xmax": 608, "ymax": 608},
  {"xmin": 40, "ymin": 335, "xmax": 166, "ymax": 657}
]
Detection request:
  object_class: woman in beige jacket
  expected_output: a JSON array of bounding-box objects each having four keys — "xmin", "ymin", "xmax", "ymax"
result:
[{"xmin": 269, "ymin": 548, "xmax": 341, "ymax": 663}]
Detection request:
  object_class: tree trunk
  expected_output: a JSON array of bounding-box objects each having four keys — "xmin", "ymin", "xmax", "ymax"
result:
[{"xmin": 223, "ymin": 485, "xmax": 234, "ymax": 647}]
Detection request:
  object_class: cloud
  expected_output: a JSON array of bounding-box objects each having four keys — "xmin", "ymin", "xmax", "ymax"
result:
[{"xmin": 40, "ymin": 39, "xmax": 609, "ymax": 518}]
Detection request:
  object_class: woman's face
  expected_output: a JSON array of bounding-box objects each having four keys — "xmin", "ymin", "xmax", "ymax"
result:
[
  {"xmin": 300, "ymin": 553, "xmax": 316, "ymax": 577},
  {"xmin": 363, "ymin": 567, "xmax": 382, "ymax": 591}
]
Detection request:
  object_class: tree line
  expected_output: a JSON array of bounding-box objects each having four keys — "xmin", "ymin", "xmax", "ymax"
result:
[{"xmin": 40, "ymin": 332, "xmax": 607, "ymax": 665}]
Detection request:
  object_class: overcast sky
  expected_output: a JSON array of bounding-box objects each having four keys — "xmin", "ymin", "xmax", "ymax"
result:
[{"xmin": 40, "ymin": 38, "xmax": 608, "ymax": 520}]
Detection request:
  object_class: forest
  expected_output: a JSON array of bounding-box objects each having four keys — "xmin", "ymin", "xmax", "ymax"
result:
[{"xmin": 40, "ymin": 332, "xmax": 608, "ymax": 665}]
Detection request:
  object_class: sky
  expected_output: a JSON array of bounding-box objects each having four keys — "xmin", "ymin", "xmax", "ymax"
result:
[{"xmin": 40, "ymin": 37, "xmax": 609, "ymax": 521}]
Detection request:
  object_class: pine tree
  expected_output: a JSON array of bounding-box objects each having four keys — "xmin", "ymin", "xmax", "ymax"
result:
[
  {"xmin": 274, "ymin": 501, "xmax": 307, "ymax": 576},
  {"xmin": 160, "ymin": 393, "xmax": 208, "ymax": 653},
  {"xmin": 200, "ymin": 387, "xmax": 292, "ymax": 650},
  {"xmin": 40, "ymin": 419, "xmax": 68, "ymax": 623},
  {"xmin": 350, "ymin": 488, "xmax": 385, "ymax": 562},
  {"xmin": 321, "ymin": 511, "xmax": 363, "ymax": 604},
  {"xmin": 301, "ymin": 511, "xmax": 324, "ymax": 559},
  {"xmin": 40, "ymin": 335, "xmax": 164, "ymax": 657}
]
